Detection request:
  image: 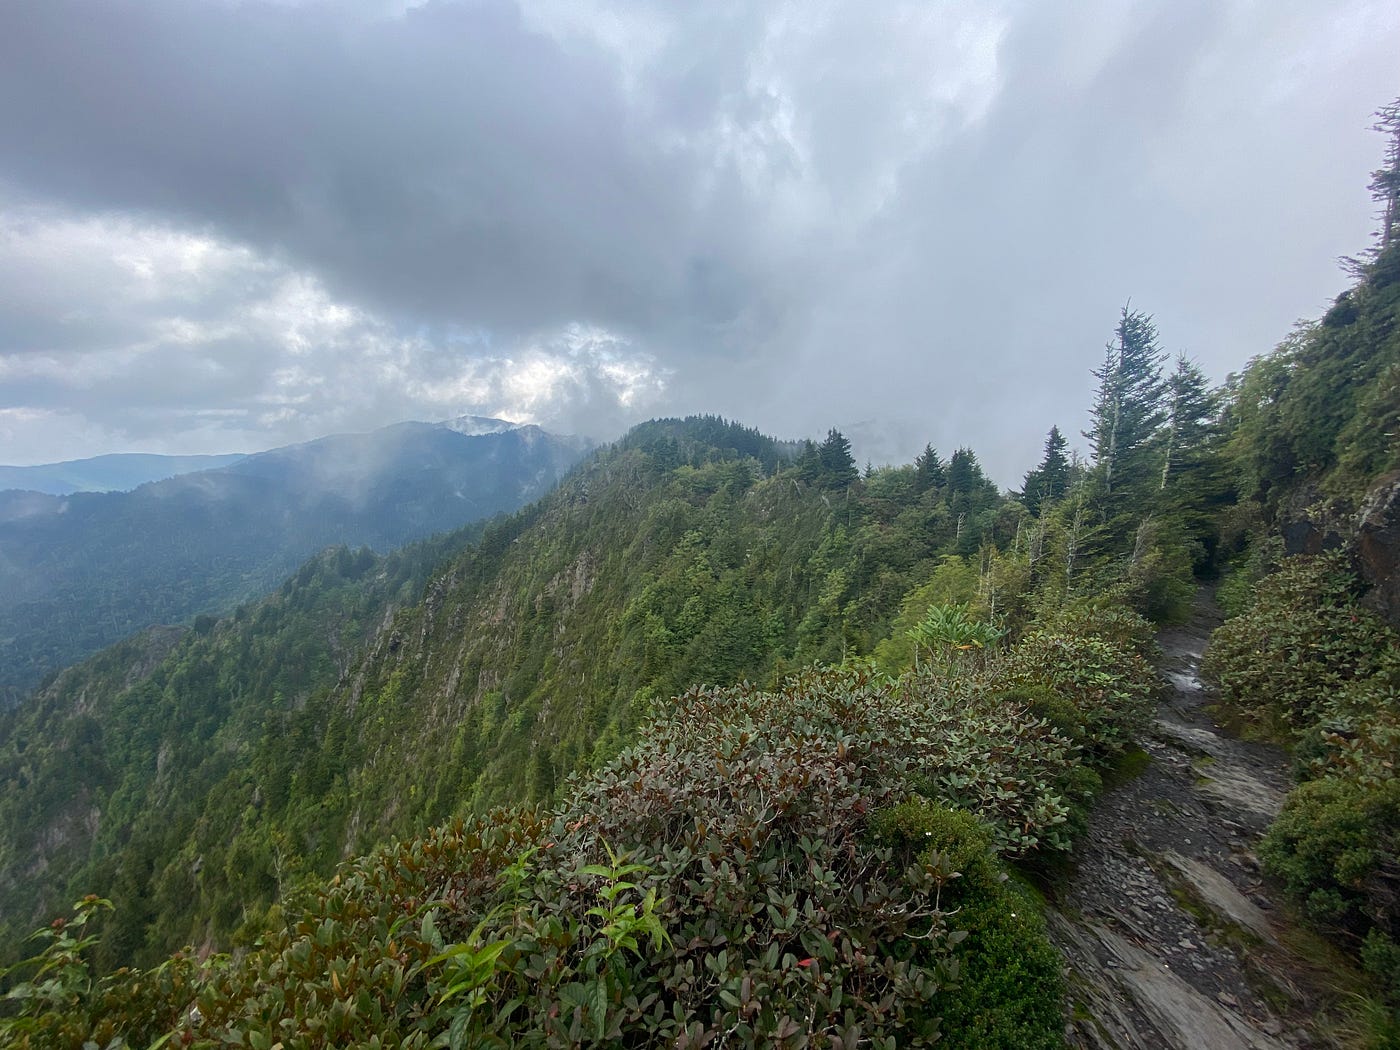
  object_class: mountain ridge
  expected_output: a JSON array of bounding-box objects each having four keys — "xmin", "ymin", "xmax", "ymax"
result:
[
  {"xmin": 0, "ymin": 418, "xmax": 590, "ymax": 705},
  {"xmin": 0, "ymin": 453, "xmax": 249, "ymax": 496}
]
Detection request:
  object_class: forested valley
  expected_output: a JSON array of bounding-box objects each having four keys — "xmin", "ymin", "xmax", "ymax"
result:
[
  {"xmin": 0, "ymin": 419, "xmax": 588, "ymax": 707},
  {"xmin": 1, "ymin": 108, "xmax": 1398, "ymax": 1050}
]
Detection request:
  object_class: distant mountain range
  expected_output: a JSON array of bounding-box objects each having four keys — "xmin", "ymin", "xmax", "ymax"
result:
[
  {"xmin": 0, "ymin": 453, "xmax": 249, "ymax": 495},
  {"xmin": 0, "ymin": 416, "xmax": 543, "ymax": 496},
  {"xmin": 0, "ymin": 416, "xmax": 590, "ymax": 705}
]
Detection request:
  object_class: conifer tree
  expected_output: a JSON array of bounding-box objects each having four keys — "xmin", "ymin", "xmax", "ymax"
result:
[
  {"xmin": 1085, "ymin": 306, "xmax": 1168, "ymax": 496},
  {"xmin": 946, "ymin": 447, "xmax": 984, "ymax": 497},
  {"xmin": 1020, "ymin": 426, "xmax": 1070, "ymax": 513},
  {"xmin": 817, "ymin": 428, "xmax": 859, "ymax": 489},
  {"xmin": 913, "ymin": 444, "xmax": 946, "ymax": 492},
  {"xmin": 944, "ymin": 448, "xmax": 1000, "ymax": 551},
  {"xmin": 1370, "ymin": 97, "xmax": 1400, "ymax": 251},
  {"xmin": 1159, "ymin": 354, "xmax": 1217, "ymax": 492},
  {"xmin": 794, "ymin": 438, "xmax": 821, "ymax": 484}
]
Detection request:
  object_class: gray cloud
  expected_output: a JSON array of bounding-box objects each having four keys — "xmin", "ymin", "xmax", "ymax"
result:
[{"xmin": 0, "ymin": 0, "xmax": 1396, "ymax": 480}]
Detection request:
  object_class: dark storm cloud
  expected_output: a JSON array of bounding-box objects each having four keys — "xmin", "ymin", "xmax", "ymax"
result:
[
  {"xmin": 0, "ymin": 0, "xmax": 1396, "ymax": 477},
  {"xmin": 0, "ymin": 0, "xmax": 761, "ymax": 342}
]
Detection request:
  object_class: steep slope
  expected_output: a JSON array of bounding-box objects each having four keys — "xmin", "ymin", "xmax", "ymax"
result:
[
  {"xmin": 3, "ymin": 603, "xmax": 1162, "ymax": 1047},
  {"xmin": 0, "ymin": 416, "xmax": 1007, "ymax": 967},
  {"xmin": 0, "ymin": 530, "xmax": 475, "ymax": 968},
  {"xmin": 1223, "ymin": 237, "xmax": 1400, "ymax": 622},
  {"xmin": 0, "ymin": 418, "xmax": 588, "ymax": 704}
]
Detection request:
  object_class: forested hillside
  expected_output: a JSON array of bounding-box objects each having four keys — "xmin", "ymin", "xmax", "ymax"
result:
[
  {"xmin": 1220, "ymin": 133, "xmax": 1400, "ymax": 622},
  {"xmin": 0, "ymin": 419, "xmax": 587, "ymax": 705},
  {"xmin": 0, "ymin": 529, "xmax": 480, "ymax": 969},
  {"xmin": 0, "ymin": 416, "xmax": 1017, "ymax": 969},
  {"xmin": 0, "ymin": 359, "xmax": 1210, "ymax": 1044},
  {"xmin": 3, "ymin": 110, "xmax": 1398, "ymax": 1048}
]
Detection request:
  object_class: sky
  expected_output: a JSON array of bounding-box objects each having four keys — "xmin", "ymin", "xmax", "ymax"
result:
[{"xmin": 0, "ymin": 0, "xmax": 1396, "ymax": 485}]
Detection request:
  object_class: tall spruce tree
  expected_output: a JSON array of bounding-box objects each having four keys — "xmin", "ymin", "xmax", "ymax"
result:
[
  {"xmin": 1159, "ymin": 354, "xmax": 1217, "ymax": 492},
  {"xmin": 1370, "ymin": 97, "xmax": 1400, "ymax": 251},
  {"xmin": 1020, "ymin": 426, "xmax": 1070, "ymax": 513},
  {"xmin": 817, "ymin": 428, "xmax": 859, "ymax": 489},
  {"xmin": 913, "ymin": 444, "xmax": 946, "ymax": 492},
  {"xmin": 947, "ymin": 447, "xmax": 992, "ymax": 499},
  {"xmin": 1085, "ymin": 306, "xmax": 1168, "ymax": 496}
]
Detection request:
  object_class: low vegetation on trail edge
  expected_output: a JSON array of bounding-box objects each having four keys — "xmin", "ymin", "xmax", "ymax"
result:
[
  {"xmin": 0, "ymin": 600, "xmax": 1156, "ymax": 1048},
  {"xmin": 1206, "ymin": 552, "xmax": 1400, "ymax": 1046}
]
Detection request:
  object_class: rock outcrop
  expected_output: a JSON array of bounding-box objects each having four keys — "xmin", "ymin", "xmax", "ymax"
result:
[{"xmin": 1357, "ymin": 471, "xmax": 1400, "ymax": 626}]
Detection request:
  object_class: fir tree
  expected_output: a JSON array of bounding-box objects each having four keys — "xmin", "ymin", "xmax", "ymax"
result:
[
  {"xmin": 1085, "ymin": 306, "xmax": 1168, "ymax": 496},
  {"xmin": 946, "ymin": 447, "xmax": 985, "ymax": 497},
  {"xmin": 1369, "ymin": 97, "xmax": 1400, "ymax": 251},
  {"xmin": 817, "ymin": 428, "xmax": 859, "ymax": 489},
  {"xmin": 1159, "ymin": 355, "xmax": 1217, "ymax": 492},
  {"xmin": 914, "ymin": 444, "xmax": 946, "ymax": 492},
  {"xmin": 1020, "ymin": 426, "xmax": 1070, "ymax": 513},
  {"xmin": 794, "ymin": 438, "xmax": 821, "ymax": 484}
]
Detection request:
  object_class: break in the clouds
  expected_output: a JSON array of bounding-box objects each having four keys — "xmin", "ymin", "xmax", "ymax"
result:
[{"xmin": 0, "ymin": 1, "xmax": 1396, "ymax": 480}]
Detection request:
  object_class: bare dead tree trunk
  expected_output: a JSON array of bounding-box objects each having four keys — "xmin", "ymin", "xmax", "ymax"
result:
[
  {"xmin": 1131, "ymin": 515, "xmax": 1154, "ymax": 568},
  {"xmin": 1066, "ymin": 502, "xmax": 1083, "ymax": 584}
]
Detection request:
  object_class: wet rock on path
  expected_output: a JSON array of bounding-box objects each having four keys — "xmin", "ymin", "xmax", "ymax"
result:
[{"xmin": 1050, "ymin": 590, "xmax": 1328, "ymax": 1049}]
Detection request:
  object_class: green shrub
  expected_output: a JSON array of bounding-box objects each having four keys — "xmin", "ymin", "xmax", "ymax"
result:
[
  {"xmin": 1124, "ymin": 524, "xmax": 1198, "ymax": 624},
  {"xmin": 1203, "ymin": 553, "xmax": 1394, "ymax": 735},
  {"xmin": 998, "ymin": 632, "xmax": 1157, "ymax": 760},
  {"xmin": 872, "ymin": 801, "xmax": 999, "ymax": 891},
  {"xmin": 1215, "ymin": 535, "xmax": 1283, "ymax": 619},
  {"xmin": 871, "ymin": 800, "xmax": 1064, "ymax": 1050},
  {"xmin": 1301, "ymin": 648, "xmax": 1400, "ymax": 787},
  {"xmin": 1216, "ymin": 555, "xmax": 1400, "ymax": 1043},
  {"xmin": 1260, "ymin": 777, "xmax": 1400, "ymax": 935},
  {"xmin": 1363, "ymin": 930, "xmax": 1400, "ymax": 1006},
  {"xmin": 0, "ymin": 646, "xmax": 1165, "ymax": 1046},
  {"xmin": 0, "ymin": 896, "xmax": 212, "ymax": 1050},
  {"xmin": 938, "ymin": 881, "xmax": 1064, "ymax": 1050},
  {"xmin": 1037, "ymin": 587, "xmax": 1157, "ymax": 658}
]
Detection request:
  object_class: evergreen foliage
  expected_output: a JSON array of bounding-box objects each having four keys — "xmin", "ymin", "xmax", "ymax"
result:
[
  {"xmin": 914, "ymin": 444, "xmax": 946, "ymax": 493},
  {"xmin": 1369, "ymin": 98, "xmax": 1400, "ymax": 253},
  {"xmin": 1018, "ymin": 306, "xmax": 1231, "ymax": 615},
  {"xmin": 0, "ymin": 416, "xmax": 1012, "ymax": 969},
  {"xmin": 1221, "ymin": 243, "xmax": 1400, "ymax": 512},
  {"xmin": 1019, "ymin": 426, "xmax": 1070, "ymax": 514},
  {"xmin": 1159, "ymin": 355, "xmax": 1218, "ymax": 493},
  {"xmin": 1206, "ymin": 556, "xmax": 1400, "ymax": 1030},
  {"xmin": 1203, "ymin": 554, "xmax": 1393, "ymax": 734},
  {"xmin": 1, "ymin": 600, "xmax": 1159, "ymax": 1047},
  {"xmin": 817, "ymin": 429, "xmax": 859, "ymax": 489},
  {"xmin": 1085, "ymin": 307, "xmax": 1168, "ymax": 501},
  {"xmin": 0, "ymin": 533, "xmax": 475, "ymax": 971},
  {"xmin": 1196, "ymin": 112, "xmax": 1400, "ymax": 1041}
]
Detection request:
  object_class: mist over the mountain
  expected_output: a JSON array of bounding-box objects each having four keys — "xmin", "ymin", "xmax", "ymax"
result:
[
  {"xmin": 0, "ymin": 416, "xmax": 589, "ymax": 705},
  {"xmin": 0, "ymin": 453, "xmax": 248, "ymax": 495},
  {"xmin": 0, "ymin": 0, "xmax": 1397, "ymax": 1042}
]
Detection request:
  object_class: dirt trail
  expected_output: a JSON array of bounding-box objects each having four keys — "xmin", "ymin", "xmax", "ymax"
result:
[{"xmin": 1050, "ymin": 590, "xmax": 1331, "ymax": 1049}]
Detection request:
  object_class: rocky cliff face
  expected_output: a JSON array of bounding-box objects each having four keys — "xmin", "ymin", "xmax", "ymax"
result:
[
  {"xmin": 1357, "ymin": 472, "xmax": 1400, "ymax": 626},
  {"xmin": 1277, "ymin": 472, "xmax": 1400, "ymax": 630}
]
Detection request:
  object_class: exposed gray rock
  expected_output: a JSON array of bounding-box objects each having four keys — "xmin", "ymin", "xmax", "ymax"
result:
[
  {"xmin": 1054, "ymin": 913, "xmax": 1294, "ymax": 1050},
  {"xmin": 1051, "ymin": 589, "xmax": 1326, "ymax": 1049},
  {"xmin": 1158, "ymin": 851, "xmax": 1278, "ymax": 944}
]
